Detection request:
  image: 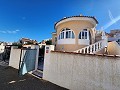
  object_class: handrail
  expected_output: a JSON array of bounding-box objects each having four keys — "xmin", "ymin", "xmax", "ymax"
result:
[{"xmin": 74, "ymin": 39, "xmax": 107, "ymax": 54}]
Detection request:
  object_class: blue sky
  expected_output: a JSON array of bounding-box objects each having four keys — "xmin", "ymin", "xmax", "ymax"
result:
[{"xmin": 0, "ymin": 0, "xmax": 120, "ymax": 42}]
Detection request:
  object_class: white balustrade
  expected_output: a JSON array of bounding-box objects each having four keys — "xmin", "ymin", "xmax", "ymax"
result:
[{"xmin": 74, "ymin": 39, "xmax": 107, "ymax": 54}]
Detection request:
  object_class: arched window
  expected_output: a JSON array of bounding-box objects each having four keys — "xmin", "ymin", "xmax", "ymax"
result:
[
  {"xmin": 79, "ymin": 29, "xmax": 88, "ymax": 39},
  {"xmin": 58, "ymin": 28, "xmax": 75, "ymax": 40}
]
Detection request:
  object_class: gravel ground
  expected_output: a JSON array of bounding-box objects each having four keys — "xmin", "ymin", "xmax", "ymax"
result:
[{"xmin": 0, "ymin": 65, "xmax": 67, "ymax": 90}]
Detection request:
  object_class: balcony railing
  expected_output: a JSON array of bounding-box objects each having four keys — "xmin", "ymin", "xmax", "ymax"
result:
[{"xmin": 74, "ymin": 39, "xmax": 107, "ymax": 54}]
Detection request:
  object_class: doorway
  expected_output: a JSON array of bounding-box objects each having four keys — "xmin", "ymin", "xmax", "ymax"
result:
[{"xmin": 32, "ymin": 46, "xmax": 45, "ymax": 78}]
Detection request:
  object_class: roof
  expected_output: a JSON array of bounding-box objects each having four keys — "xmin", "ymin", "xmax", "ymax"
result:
[{"xmin": 54, "ymin": 15, "xmax": 98, "ymax": 29}]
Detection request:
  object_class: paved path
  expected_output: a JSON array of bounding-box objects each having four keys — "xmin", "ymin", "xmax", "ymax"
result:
[{"xmin": 0, "ymin": 65, "xmax": 67, "ymax": 90}]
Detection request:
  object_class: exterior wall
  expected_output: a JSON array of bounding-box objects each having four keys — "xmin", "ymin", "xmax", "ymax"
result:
[
  {"xmin": 78, "ymin": 39, "xmax": 90, "ymax": 45},
  {"xmin": 56, "ymin": 44, "xmax": 87, "ymax": 52},
  {"xmin": 43, "ymin": 46, "xmax": 120, "ymax": 90},
  {"xmin": 55, "ymin": 20, "xmax": 96, "ymax": 51},
  {"xmin": 57, "ymin": 39, "xmax": 75, "ymax": 44},
  {"xmin": 9, "ymin": 46, "xmax": 21, "ymax": 69},
  {"xmin": 95, "ymin": 35, "xmax": 102, "ymax": 42},
  {"xmin": 107, "ymin": 41, "xmax": 120, "ymax": 55}
]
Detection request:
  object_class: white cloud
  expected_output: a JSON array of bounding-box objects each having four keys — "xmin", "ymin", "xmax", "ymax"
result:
[
  {"xmin": 16, "ymin": 29, "xmax": 20, "ymax": 32},
  {"xmin": 0, "ymin": 29, "xmax": 20, "ymax": 34},
  {"xmin": 102, "ymin": 10, "xmax": 120, "ymax": 30},
  {"xmin": 108, "ymin": 10, "xmax": 114, "ymax": 21},
  {"xmin": 0, "ymin": 31, "xmax": 7, "ymax": 33}
]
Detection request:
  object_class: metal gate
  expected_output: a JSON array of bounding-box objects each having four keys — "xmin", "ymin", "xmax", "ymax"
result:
[{"xmin": 18, "ymin": 49, "xmax": 37, "ymax": 75}]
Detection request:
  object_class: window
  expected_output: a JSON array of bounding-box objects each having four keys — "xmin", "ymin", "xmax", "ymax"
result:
[
  {"xmin": 79, "ymin": 29, "xmax": 88, "ymax": 39},
  {"xmin": 58, "ymin": 35, "xmax": 60, "ymax": 40},
  {"xmin": 61, "ymin": 33, "xmax": 62, "ymax": 39},
  {"xmin": 85, "ymin": 32, "xmax": 87, "ymax": 39},
  {"xmin": 79, "ymin": 32, "xmax": 81, "ymax": 39},
  {"xmin": 68, "ymin": 31, "xmax": 71, "ymax": 38},
  {"xmin": 63, "ymin": 32, "xmax": 64, "ymax": 39},
  {"xmin": 82, "ymin": 32, "xmax": 84, "ymax": 39},
  {"xmin": 58, "ymin": 28, "xmax": 75, "ymax": 40},
  {"xmin": 72, "ymin": 31, "xmax": 75, "ymax": 38},
  {"xmin": 66, "ymin": 31, "xmax": 68, "ymax": 38}
]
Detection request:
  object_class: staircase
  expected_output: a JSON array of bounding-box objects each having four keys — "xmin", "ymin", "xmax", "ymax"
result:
[{"xmin": 74, "ymin": 39, "xmax": 107, "ymax": 54}]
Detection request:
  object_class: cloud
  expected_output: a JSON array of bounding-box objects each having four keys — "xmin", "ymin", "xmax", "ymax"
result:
[
  {"xmin": 0, "ymin": 29, "xmax": 20, "ymax": 34},
  {"xmin": 0, "ymin": 31, "xmax": 7, "ymax": 33},
  {"xmin": 102, "ymin": 10, "xmax": 120, "ymax": 30},
  {"xmin": 108, "ymin": 10, "xmax": 114, "ymax": 21}
]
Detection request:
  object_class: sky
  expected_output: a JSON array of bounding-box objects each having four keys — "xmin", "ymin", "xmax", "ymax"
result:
[{"xmin": 0, "ymin": 0, "xmax": 120, "ymax": 42}]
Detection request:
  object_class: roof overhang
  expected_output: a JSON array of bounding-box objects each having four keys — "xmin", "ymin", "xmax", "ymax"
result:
[{"xmin": 54, "ymin": 16, "xmax": 98, "ymax": 30}]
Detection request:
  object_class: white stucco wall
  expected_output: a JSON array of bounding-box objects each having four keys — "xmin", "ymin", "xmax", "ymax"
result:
[
  {"xmin": 43, "ymin": 47, "xmax": 120, "ymax": 90},
  {"xmin": 78, "ymin": 39, "xmax": 90, "ymax": 45},
  {"xmin": 9, "ymin": 47, "xmax": 21, "ymax": 69},
  {"xmin": 57, "ymin": 39, "xmax": 75, "ymax": 44}
]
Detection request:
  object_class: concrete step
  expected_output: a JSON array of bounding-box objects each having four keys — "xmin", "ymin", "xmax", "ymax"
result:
[{"xmin": 32, "ymin": 70, "xmax": 43, "ymax": 78}]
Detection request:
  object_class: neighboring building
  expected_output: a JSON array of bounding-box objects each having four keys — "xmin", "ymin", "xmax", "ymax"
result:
[
  {"xmin": 38, "ymin": 40, "xmax": 46, "ymax": 48},
  {"xmin": 7, "ymin": 42, "xmax": 12, "ymax": 45},
  {"xmin": 52, "ymin": 15, "xmax": 109, "ymax": 54},
  {"xmin": 0, "ymin": 42, "xmax": 11, "ymax": 61},
  {"xmin": 20, "ymin": 38, "xmax": 38, "ymax": 45},
  {"xmin": 0, "ymin": 43, "xmax": 5, "ymax": 53},
  {"xmin": 38, "ymin": 39, "xmax": 52, "ymax": 48},
  {"xmin": 110, "ymin": 29, "xmax": 120, "ymax": 34},
  {"xmin": 107, "ymin": 29, "xmax": 120, "ymax": 45},
  {"xmin": 0, "ymin": 42, "xmax": 11, "ymax": 53}
]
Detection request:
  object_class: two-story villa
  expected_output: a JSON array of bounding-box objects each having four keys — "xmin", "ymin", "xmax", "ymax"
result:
[{"xmin": 52, "ymin": 15, "xmax": 119, "ymax": 55}]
